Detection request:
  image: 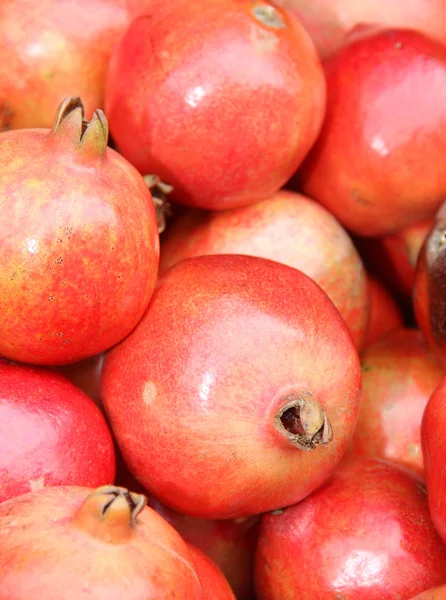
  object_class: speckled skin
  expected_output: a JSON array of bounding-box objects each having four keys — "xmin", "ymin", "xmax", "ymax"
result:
[
  {"xmin": 298, "ymin": 29, "xmax": 446, "ymax": 237},
  {"xmin": 255, "ymin": 458, "xmax": 446, "ymax": 600},
  {"xmin": 147, "ymin": 496, "xmax": 258, "ymax": 600},
  {"xmin": 353, "ymin": 329, "xmax": 444, "ymax": 475},
  {"xmin": 0, "ymin": 105, "xmax": 159, "ymax": 365},
  {"xmin": 189, "ymin": 546, "xmax": 236, "ymax": 600},
  {"xmin": 364, "ymin": 275, "xmax": 403, "ymax": 348},
  {"xmin": 160, "ymin": 190, "xmax": 370, "ymax": 350},
  {"xmin": 0, "ymin": 361, "xmax": 115, "ymax": 504},
  {"xmin": 274, "ymin": 0, "xmax": 446, "ymax": 58},
  {"xmin": 0, "ymin": 486, "xmax": 203, "ymax": 599},
  {"xmin": 101, "ymin": 254, "xmax": 362, "ymax": 519},
  {"xmin": 411, "ymin": 586, "xmax": 446, "ymax": 599},
  {"xmin": 105, "ymin": 0, "xmax": 326, "ymax": 210},
  {"xmin": 0, "ymin": 0, "xmax": 139, "ymax": 130},
  {"xmin": 422, "ymin": 379, "xmax": 446, "ymax": 544}
]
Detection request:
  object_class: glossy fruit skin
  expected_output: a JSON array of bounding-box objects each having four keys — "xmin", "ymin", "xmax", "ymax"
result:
[
  {"xmin": 0, "ymin": 361, "xmax": 115, "ymax": 504},
  {"xmin": 0, "ymin": 99, "xmax": 159, "ymax": 366},
  {"xmin": 189, "ymin": 545, "xmax": 236, "ymax": 600},
  {"xmin": 102, "ymin": 254, "xmax": 362, "ymax": 519},
  {"xmin": 410, "ymin": 585, "xmax": 446, "ymax": 599},
  {"xmin": 0, "ymin": 485, "xmax": 203, "ymax": 599},
  {"xmin": 105, "ymin": 0, "xmax": 326, "ymax": 211},
  {"xmin": 298, "ymin": 29, "xmax": 446, "ymax": 237},
  {"xmin": 353, "ymin": 329, "xmax": 444, "ymax": 475},
  {"xmin": 148, "ymin": 496, "xmax": 258, "ymax": 600},
  {"xmin": 422, "ymin": 378, "xmax": 446, "ymax": 543},
  {"xmin": 0, "ymin": 0, "xmax": 136, "ymax": 130},
  {"xmin": 160, "ymin": 190, "xmax": 370, "ymax": 349},
  {"xmin": 364, "ymin": 275, "xmax": 404, "ymax": 348},
  {"xmin": 273, "ymin": 0, "xmax": 446, "ymax": 58},
  {"xmin": 255, "ymin": 458, "xmax": 446, "ymax": 600}
]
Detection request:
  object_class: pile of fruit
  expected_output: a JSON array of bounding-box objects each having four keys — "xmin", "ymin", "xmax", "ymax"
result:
[{"xmin": 2, "ymin": 0, "xmax": 446, "ymax": 598}]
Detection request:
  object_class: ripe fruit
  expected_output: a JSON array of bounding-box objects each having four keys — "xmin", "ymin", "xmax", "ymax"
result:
[
  {"xmin": 105, "ymin": 0, "xmax": 326, "ymax": 210},
  {"xmin": 160, "ymin": 190, "xmax": 370, "ymax": 349},
  {"xmin": 0, "ymin": 485, "xmax": 203, "ymax": 598},
  {"xmin": 148, "ymin": 496, "xmax": 258, "ymax": 599},
  {"xmin": 414, "ymin": 219, "xmax": 446, "ymax": 364},
  {"xmin": 410, "ymin": 586, "xmax": 446, "ymax": 599},
  {"xmin": 102, "ymin": 254, "xmax": 362, "ymax": 519},
  {"xmin": 298, "ymin": 29, "xmax": 446, "ymax": 237},
  {"xmin": 352, "ymin": 329, "xmax": 444, "ymax": 475},
  {"xmin": 0, "ymin": 0, "xmax": 133, "ymax": 130},
  {"xmin": 364, "ymin": 275, "xmax": 404, "ymax": 348},
  {"xmin": 0, "ymin": 361, "xmax": 115, "ymax": 504},
  {"xmin": 255, "ymin": 458, "xmax": 446, "ymax": 600},
  {"xmin": 0, "ymin": 97, "xmax": 159, "ymax": 366},
  {"xmin": 422, "ymin": 378, "xmax": 446, "ymax": 543},
  {"xmin": 189, "ymin": 545, "xmax": 236, "ymax": 600}
]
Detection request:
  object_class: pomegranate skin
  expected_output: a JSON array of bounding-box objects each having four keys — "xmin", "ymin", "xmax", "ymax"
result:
[
  {"xmin": 353, "ymin": 329, "xmax": 444, "ymax": 475},
  {"xmin": 364, "ymin": 275, "xmax": 404, "ymax": 348},
  {"xmin": 105, "ymin": 0, "xmax": 326, "ymax": 211},
  {"xmin": 0, "ymin": 485, "xmax": 203, "ymax": 599},
  {"xmin": 102, "ymin": 254, "xmax": 362, "ymax": 519},
  {"xmin": 160, "ymin": 190, "xmax": 370, "ymax": 350},
  {"xmin": 255, "ymin": 458, "xmax": 446, "ymax": 600},
  {"xmin": 422, "ymin": 378, "xmax": 446, "ymax": 543},
  {"xmin": 298, "ymin": 29, "xmax": 446, "ymax": 237},
  {"xmin": 410, "ymin": 586, "xmax": 446, "ymax": 599},
  {"xmin": 57, "ymin": 353, "xmax": 105, "ymax": 409},
  {"xmin": 0, "ymin": 361, "xmax": 115, "ymax": 504},
  {"xmin": 0, "ymin": 0, "xmax": 135, "ymax": 131},
  {"xmin": 189, "ymin": 545, "xmax": 236, "ymax": 600},
  {"xmin": 0, "ymin": 98, "xmax": 159, "ymax": 366}
]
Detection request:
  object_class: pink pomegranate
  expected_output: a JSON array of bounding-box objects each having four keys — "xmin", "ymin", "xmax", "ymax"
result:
[
  {"xmin": 160, "ymin": 190, "xmax": 370, "ymax": 349},
  {"xmin": 0, "ymin": 97, "xmax": 159, "ymax": 366}
]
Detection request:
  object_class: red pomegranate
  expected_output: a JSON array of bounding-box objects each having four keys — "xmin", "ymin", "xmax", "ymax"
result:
[
  {"xmin": 410, "ymin": 586, "xmax": 446, "ymax": 599},
  {"xmin": 422, "ymin": 378, "xmax": 446, "ymax": 543},
  {"xmin": 147, "ymin": 496, "xmax": 258, "ymax": 599},
  {"xmin": 273, "ymin": 0, "xmax": 446, "ymax": 58},
  {"xmin": 298, "ymin": 29, "xmax": 446, "ymax": 237},
  {"xmin": 353, "ymin": 329, "xmax": 444, "ymax": 475},
  {"xmin": 105, "ymin": 0, "xmax": 326, "ymax": 211},
  {"xmin": 160, "ymin": 190, "xmax": 370, "ymax": 349},
  {"xmin": 255, "ymin": 457, "xmax": 446, "ymax": 600},
  {"xmin": 0, "ymin": 0, "xmax": 141, "ymax": 130},
  {"xmin": 414, "ymin": 219, "xmax": 446, "ymax": 365},
  {"xmin": 189, "ymin": 545, "xmax": 236, "ymax": 600},
  {"xmin": 0, "ymin": 96, "xmax": 159, "ymax": 366},
  {"xmin": 57, "ymin": 353, "xmax": 105, "ymax": 409},
  {"xmin": 0, "ymin": 360, "xmax": 115, "ymax": 504},
  {"xmin": 364, "ymin": 275, "xmax": 404, "ymax": 348},
  {"xmin": 102, "ymin": 254, "xmax": 362, "ymax": 519},
  {"xmin": 0, "ymin": 485, "xmax": 203, "ymax": 598}
]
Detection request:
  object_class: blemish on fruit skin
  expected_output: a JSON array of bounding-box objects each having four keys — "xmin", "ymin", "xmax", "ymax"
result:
[
  {"xmin": 142, "ymin": 381, "xmax": 157, "ymax": 406},
  {"xmin": 29, "ymin": 476, "xmax": 45, "ymax": 492}
]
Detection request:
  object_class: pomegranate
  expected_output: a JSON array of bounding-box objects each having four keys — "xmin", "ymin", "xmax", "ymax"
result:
[
  {"xmin": 0, "ymin": 96, "xmax": 159, "ymax": 366},
  {"xmin": 422, "ymin": 378, "xmax": 446, "ymax": 543},
  {"xmin": 0, "ymin": 485, "xmax": 203, "ymax": 598},
  {"xmin": 410, "ymin": 586, "xmax": 446, "ymax": 599},
  {"xmin": 273, "ymin": 0, "xmax": 446, "ymax": 58},
  {"xmin": 189, "ymin": 545, "xmax": 236, "ymax": 600},
  {"xmin": 102, "ymin": 254, "xmax": 362, "ymax": 519},
  {"xmin": 147, "ymin": 496, "xmax": 258, "ymax": 599},
  {"xmin": 160, "ymin": 189, "xmax": 370, "ymax": 349},
  {"xmin": 105, "ymin": 0, "xmax": 326, "ymax": 210},
  {"xmin": 0, "ymin": 0, "xmax": 139, "ymax": 130},
  {"xmin": 0, "ymin": 360, "xmax": 115, "ymax": 504},
  {"xmin": 353, "ymin": 329, "xmax": 444, "ymax": 475},
  {"xmin": 414, "ymin": 219, "xmax": 446, "ymax": 365},
  {"xmin": 364, "ymin": 275, "xmax": 404, "ymax": 348},
  {"xmin": 57, "ymin": 353, "xmax": 105, "ymax": 409},
  {"xmin": 298, "ymin": 29, "xmax": 446, "ymax": 237},
  {"xmin": 255, "ymin": 457, "xmax": 446, "ymax": 600}
]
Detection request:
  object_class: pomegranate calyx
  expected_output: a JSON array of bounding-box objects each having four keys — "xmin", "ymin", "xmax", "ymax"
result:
[
  {"xmin": 274, "ymin": 391, "xmax": 333, "ymax": 451},
  {"xmin": 72, "ymin": 485, "xmax": 147, "ymax": 544},
  {"xmin": 47, "ymin": 96, "xmax": 109, "ymax": 158},
  {"xmin": 143, "ymin": 174, "xmax": 173, "ymax": 234}
]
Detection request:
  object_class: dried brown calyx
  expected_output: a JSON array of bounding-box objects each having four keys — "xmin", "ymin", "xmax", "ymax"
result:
[
  {"xmin": 274, "ymin": 391, "xmax": 333, "ymax": 451},
  {"xmin": 144, "ymin": 174, "xmax": 173, "ymax": 234}
]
